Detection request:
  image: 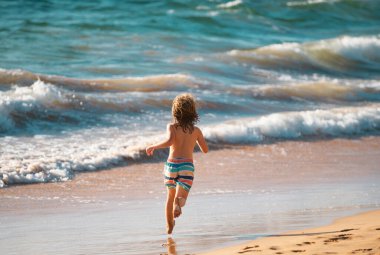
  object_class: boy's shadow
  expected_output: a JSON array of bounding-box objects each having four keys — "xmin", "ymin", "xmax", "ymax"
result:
[{"xmin": 162, "ymin": 237, "xmax": 177, "ymax": 255}]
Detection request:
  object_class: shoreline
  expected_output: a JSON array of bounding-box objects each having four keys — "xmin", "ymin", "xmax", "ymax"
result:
[{"xmin": 198, "ymin": 209, "xmax": 380, "ymax": 255}]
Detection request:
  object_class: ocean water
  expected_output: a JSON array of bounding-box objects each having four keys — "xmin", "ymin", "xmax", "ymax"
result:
[{"xmin": 1, "ymin": 0, "xmax": 380, "ymax": 187}]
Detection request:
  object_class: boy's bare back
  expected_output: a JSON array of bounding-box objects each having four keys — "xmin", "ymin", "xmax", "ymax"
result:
[{"xmin": 168, "ymin": 124, "xmax": 208, "ymax": 159}]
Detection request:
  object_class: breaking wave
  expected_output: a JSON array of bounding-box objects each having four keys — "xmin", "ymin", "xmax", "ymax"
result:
[
  {"xmin": 0, "ymin": 71, "xmax": 209, "ymax": 134},
  {"xmin": 204, "ymin": 104, "xmax": 380, "ymax": 143},
  {"xmin": 0, "ymin": 132, "xmax": 167, "ymax": 188},
  {"xmin": 226, "ymin": 35, "xmax": 380, "ymax": 76}
]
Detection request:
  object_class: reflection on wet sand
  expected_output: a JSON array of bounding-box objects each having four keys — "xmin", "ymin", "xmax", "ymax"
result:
[{"xmin": 162, "ymin": 237, "xmax": 177, "ymax": 255}]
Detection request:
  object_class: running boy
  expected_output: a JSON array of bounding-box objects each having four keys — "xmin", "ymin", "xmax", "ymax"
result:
[{"xmin": 146, "ymin": 93, "xmax": 208, "ymax": 234}]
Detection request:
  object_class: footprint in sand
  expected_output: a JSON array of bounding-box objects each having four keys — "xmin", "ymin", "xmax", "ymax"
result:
[
  {"xmin": 351, "ymin": 248, "xmax": 373, "ymax": 254},
  {"xmin": 296, "ymin": 241, "xmax": 316, "ymax": 246},
  {"xmin": 243, "ymin": 245, "xmax": 259, "ymax": 250},
  {"xmin": 270, "ymin": 246, "xmax": 280, "ymax": 250},
  {"xmin": 238, "ymin": 246, "xmax": 262, "ymax": 254},
  {"xmin": 304, "ymin": 241, "xmax": 315, "ymax": 245},
  {"xmin": 340, "ymin": 228, "xmax": 357, "ymax": 232},
  {"xmin": 291, "ymin": 250, "xmax": 306, "ymax": 253},
  {"xmin": 324, "ymin": 234, "xmax": 352, "ymax": 244},
  {"xmin": 351, "ymin": 249, "xmax": 372, "ymax": 254},
  {"xmin": 238, "ymin": 250, "xmax": 262, "ymax": 254}
]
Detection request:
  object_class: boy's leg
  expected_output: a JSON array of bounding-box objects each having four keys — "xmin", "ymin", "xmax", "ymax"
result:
[
  {"xmin": 173, "ymin": 185, "xmax": 189, "ymax": 218},
  {"xmin": 166, "ymin": 188, "xmax": 176, "ymax": 234}
]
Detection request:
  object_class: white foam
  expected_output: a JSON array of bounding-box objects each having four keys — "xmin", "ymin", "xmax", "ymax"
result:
[
  {"xmin": 203, "ymin": 105, "xmax": 380, "ymax": 143},
  {"xmin": 217, "ymin": 0, "xmax": 243, "ymax": 9},
  {"xmin": 0, "ymin": 130, "xmax": 166, "ymax": 187},
  {"xmin": 287, "ymin": 0, "xmax": 341, "ymax": 7},
  {"xmin": 0, "ymin": 79, "xmax": 65, "ymax": 131}
]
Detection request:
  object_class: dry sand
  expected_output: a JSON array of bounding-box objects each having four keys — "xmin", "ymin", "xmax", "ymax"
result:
[{"xmin": 198, "ymin": 210, "xmax": 380, "ymax": 255}]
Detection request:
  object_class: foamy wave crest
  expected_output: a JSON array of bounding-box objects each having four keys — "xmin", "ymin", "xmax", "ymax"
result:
[
  {"xmin": 230, "ymin": 80, "xmax": 380, "ymax": 102},
  {"xmin": 217, "ymin": 0, "xmax": 243, "ymax": 9},
  {"xmin": 0, "ymin": 68, "xmax": 202, "ymax": 92},
  {"xmin": 0, "ymin": 79, "xmax": 73, "ymax": 132},
  {"xmin": 287, "ymin": 0, "xmax": 341, "ymax": 7},
  {"xmin": 203, "ymin": 105, "xmax": 380, "ymax": 143},
  {"xmin": 226, "ymin": 35, "xmax": 380, "ymax": 75},
  {"xmin": 0, "ymin": 132, "xmax": 166, "ymax": 188}
]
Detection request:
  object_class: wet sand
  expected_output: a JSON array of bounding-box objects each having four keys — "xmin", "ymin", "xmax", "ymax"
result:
[
  {"xmin": 1, "ymin": 137, "xmax": 380, "ymax": 254},
  {"xmin": 199, "ymin": 210, "xmax": 380, "ymax": 255}
]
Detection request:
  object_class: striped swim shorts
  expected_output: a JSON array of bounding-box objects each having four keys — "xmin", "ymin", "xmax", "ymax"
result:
[{"xmin": 164, "ymin": 158, "xmax": 194, "ymax": 192}]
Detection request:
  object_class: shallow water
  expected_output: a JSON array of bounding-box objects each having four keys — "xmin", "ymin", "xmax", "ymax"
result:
[{"xmin": 1, "ymin": 0, "xmax": 380, "ymax": 186}]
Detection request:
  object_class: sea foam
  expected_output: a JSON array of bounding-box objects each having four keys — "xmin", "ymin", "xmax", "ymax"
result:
[
  {"xmin": 204, "ymin": 105, "xmax": 380, "ymax": 143},
  {"xmin": 0, "ymin": 130, "xmax": 166, "ymax": 187},
  {"xmin": 287, "ymin": 0, "xmax": 341, "ymax": 7},
  {"xmin": 217, "ymin": 0, "xmax": 243, "ymax": 9}
]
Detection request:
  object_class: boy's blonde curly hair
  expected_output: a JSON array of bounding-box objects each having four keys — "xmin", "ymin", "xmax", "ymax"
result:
[{"xmin": 172, "ymin": 93, "xmax": 199, "ymax": 133}]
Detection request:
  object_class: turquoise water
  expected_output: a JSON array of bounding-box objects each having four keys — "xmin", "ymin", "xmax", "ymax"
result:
[
  {"xmin": 1, "ymin": 0, "xmax": 380, "ymax": 186},
  {"xmin": 1, "ymin": 0, "xmax": 380, "ymax": 77}
]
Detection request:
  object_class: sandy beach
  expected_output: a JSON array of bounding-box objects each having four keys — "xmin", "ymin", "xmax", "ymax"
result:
[
  {"xmin": 1, "ymin": 136, "xmax": 380, "ymax": 254},
  {"xmin": 199, "ymin": 210, "xmax": 380, "ymax": 255}
]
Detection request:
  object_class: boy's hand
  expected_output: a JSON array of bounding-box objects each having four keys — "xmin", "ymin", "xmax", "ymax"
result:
[{"xmin": 146, "ymin": 146, "xmax": 155, "ymax": 156}]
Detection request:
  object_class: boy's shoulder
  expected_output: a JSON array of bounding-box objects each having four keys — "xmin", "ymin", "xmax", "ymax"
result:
[
  {"xmin": 167, "ymin": 123, "xmax": 176, "ymax": 129},
  {"xmin": 167, "ymin": 123, "xmax": 178, "ymax": 133},
  {"xmin": 193, "ymin": 125, "xmax": 202, "ymax": 133}
]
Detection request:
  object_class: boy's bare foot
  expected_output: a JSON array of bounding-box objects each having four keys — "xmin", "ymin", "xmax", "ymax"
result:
[
  {"xmin": 167, "ymin": 220, "xmax": 175, "ymax": 234},
  {"xmin": 173, "ymin": 197, "xmax": 182, "ymax": 218}
]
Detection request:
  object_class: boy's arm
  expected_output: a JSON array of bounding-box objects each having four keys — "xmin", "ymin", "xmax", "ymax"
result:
[
  {"xmin": 146, "ymin": 124, "xmax": 174, "ymax": 156},
  {"xmin": 196, "ymin": 127, "xmax": 208, "ymax": 153}
]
